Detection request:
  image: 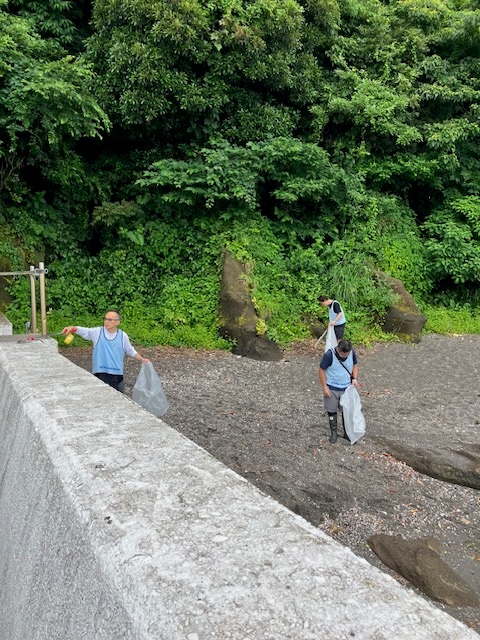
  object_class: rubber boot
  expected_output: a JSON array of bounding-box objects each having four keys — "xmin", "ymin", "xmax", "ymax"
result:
[
  {"xmin": 328, "ymin": 413, "xmax": 338, "ymax": 444},
  {"xmin": 341, "ymin": 413, "xmax": 350, "ymax": 441}
]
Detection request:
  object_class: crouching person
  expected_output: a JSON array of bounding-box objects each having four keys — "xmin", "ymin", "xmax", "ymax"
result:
[{"xmin": 319, "ymin": 339, "xmax": 358, "ymax": 444}]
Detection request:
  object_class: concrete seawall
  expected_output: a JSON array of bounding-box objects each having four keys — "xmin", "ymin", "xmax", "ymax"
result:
[
  {"xmin": 0, "ymin": 339, "xmax": 478, "ymax": 639},
  {"xmin": 0, "ymin": 312, "xmax": 12, "ymax": 335}
]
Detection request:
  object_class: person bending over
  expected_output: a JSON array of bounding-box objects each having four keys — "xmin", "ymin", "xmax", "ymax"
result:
[{"xmin": 318, "ymin": 296, "xmax": 346, "ymax": 340}]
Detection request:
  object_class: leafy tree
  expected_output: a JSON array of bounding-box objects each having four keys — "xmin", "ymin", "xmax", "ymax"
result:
[
  {"xmin": 87, "ymin": 0, "xmax": 310, "ymax": 144},
  {"xmin": 0, "ymin": 3, "xmax": 109, "ymax": 258},
  {"xmin": 308, "ymin": 0, "xmax": 480, "ymax": 301},
  {"xmin": 423, "ymin": 195, "xmax": 480, "ymax": 289},
  {"xmin": 6, "ymin": 0, "xmax": 91, "ymax": 50},
  {"xmin": 136, "ymin": 136, "xmax": 357, "ymax": 240},
  {"xmin": 5, "ymin": 0, "xmax": 480, "ymax": 342}
]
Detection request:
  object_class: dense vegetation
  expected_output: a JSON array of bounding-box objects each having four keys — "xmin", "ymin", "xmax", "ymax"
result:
[{"xmin": 1, "ymin": 0, "xmax": 479, "ymax": 347}]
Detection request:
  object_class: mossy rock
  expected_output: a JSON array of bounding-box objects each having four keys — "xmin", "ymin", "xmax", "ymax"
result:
[
  {"xmin": 379, "ymin": 273, "xmax": 426, "ymax": 342},
  {"xmin": 219, "ymin": 250, "xmax": 283, "ymax": 361}
]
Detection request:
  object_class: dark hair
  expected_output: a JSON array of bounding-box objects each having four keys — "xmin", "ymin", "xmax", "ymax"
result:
[
  {"xmin": 337, "ymin": 339, "xmax": 352, "ymax": 353},
  {"xmin": 318, "ymin": 295, "xmax": 329, "ymax": 302},
  {"xmin": 107, "ymin": 309, "xmax": 121, "ymax": 321}
]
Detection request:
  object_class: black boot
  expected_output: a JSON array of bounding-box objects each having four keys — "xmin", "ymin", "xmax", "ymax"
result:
[
  {"xmin": 328, "ymin": 413, "xmax": 338, "ymax": 444},
  {"xmin": 341, "ymin": 413, "xmax": 350, "ymax": 441}
]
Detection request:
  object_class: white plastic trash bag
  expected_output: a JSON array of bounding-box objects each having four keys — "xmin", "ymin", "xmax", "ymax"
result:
[
  {"xmin": 325, "ymin": 325, "xmax": 338, "ymax": 352},
  {"xmin": 340, "ymin": 385, "xmax": 366, "ymax": 444},
  {"xmin": 132, "ymin": 362, "xmax": 169, "ymax": 417}
]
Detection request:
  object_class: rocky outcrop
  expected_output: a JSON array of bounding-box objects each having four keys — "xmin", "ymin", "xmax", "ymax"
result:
[
  {"xmin": 368, "ymin": 534, "xmax": 480, "ymax": 607},
  {"xmin": 380, "ymin": 274, "xmax": 427, "ymax": 342},
  {"xmin": 303, "ymin": 314, "xmax": 325, "ymax": 339},
  {"xmin": 219, "ymin": 251, "xmax": 283, "ymax": 362}
]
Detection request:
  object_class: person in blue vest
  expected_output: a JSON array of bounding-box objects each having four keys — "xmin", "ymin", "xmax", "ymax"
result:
[
  {"xmin": 318, "ymin": 339, "xmax": 358, "ymax": 444},
  {"xmin": 318, "ymin": 296, "xmax": 346, "ymax": 339},
  {"xmin": 62, "ymin": 309, "xmax": 150, "ymax": 393}
]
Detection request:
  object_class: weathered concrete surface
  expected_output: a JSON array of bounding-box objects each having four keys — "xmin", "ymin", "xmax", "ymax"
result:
[
  {"xmin": 0, "ymin": 312, "xmax": 12, "ymax": 335},
  {"xmin": 0, "ymin": 341, "xmax": 478, "ymax": 640}
]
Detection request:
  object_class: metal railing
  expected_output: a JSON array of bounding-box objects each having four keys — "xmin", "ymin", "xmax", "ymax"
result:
[{"xmin": 0, "ymin": 263, "xmax": 48, "ymax": 335}]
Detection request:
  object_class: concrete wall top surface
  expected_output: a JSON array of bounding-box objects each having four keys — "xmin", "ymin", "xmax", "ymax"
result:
[{"xmin": 0, "ymin": 340, "xmax": 477, "ymax": 640}]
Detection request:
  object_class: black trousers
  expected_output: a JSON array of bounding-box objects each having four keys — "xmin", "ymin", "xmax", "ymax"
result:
[
  {"xmin": 94, "ymin": 372, "xmax": 125, "ymax": 393},
  {"xmin": 334, "ymin": 323, "xmax": 346, "ymax": 339}
]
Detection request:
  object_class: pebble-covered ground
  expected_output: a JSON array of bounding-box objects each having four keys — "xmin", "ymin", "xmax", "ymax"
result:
[{"xmin": 63, "ymin": 334, "xmax": 480, "ymax": 634}]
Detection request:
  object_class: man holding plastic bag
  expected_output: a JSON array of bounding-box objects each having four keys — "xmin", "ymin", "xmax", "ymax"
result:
[
  {"xmin": 319, "ymin": 339, "xmax": 365, "ymax": 444},
  {"xmin": 63, "ymin": 310, "xmax": 150, "ymax": 393}
]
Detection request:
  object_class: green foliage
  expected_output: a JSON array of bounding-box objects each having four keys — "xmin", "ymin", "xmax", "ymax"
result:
[
  {"xmin": 213, "ymin": 216, "xmax": 309, "ymax": 344},
  {"xmin": 88, "ymin": 0, "xmax": 307, "ymax": 144},
  {"xmin": 7, "ymin": 266, "xmax": 230, "ymax": 349},
  {"xmin": 422, "ymin": 303, "xmax": 480, "ymax": 335},
  {"xmin": 324, "ymin": 249, "xmax": 396, "ymax": 319},
  {"xmin": 347, "ymin": 193, "xmax": 433, "ymax": 296},
  {"xmin": 138, "ymin": 136, "xmax": 355, "ymax": 242},
  {"xmin": 346, "ymin": 322, "xmax": 400, "ymax": 349},
  {"xmin": 328, "ymin": 71, "xmax": 422, "ymax": 147},
  {"xmin": 138, "ymin": 140, "xmax": 262, "ymax": 213},
  {"xmin": 7, "ymin": 0, "xmax": 88, "ymax": 50},
  {"xmin": 0, "ymin": 4, "xmax": 109, "ymax": 269},
  {"xmin": 154, "ymin": 272, "xmax": 222, "ymax": 333},
  {"xmin": 379, "ymin": 235, "xmax": 430, "ymax": 294},
  {"xmin": 0, "ymin": 10, "xmax": 108, "ymax": 166},
  {"xmin": 4, "ymin": 277, "xmax": 37, "ymax": 328},
  {"xmin": 0, "ymin": 229, "xmax": 24, "ymax": 271},
  {"xmin": 116, "ymin": 298, "xmax": 228, "ymax": 349},
  {"xmin": 4, "ymin": 0, "xmax": 480, "ymax": 348},
  {"xmin": 92, "ymin": 201, "xmax": 144, "ymax": 228},
  {"xmin": 422, "ymin": 196, "xmax": 480, "ymax": 286}
]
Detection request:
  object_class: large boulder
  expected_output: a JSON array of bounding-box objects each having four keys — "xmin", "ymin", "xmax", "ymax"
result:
[
  {"xmin": 368, "ymin": 534, "xmax": 480, "ymax": 607},
  {"xmin": 219, "ymin": 251, "xmax": 283, "ymax": 362},
  {"xmin": 383, "ymin": 442, "xmax": 480, "ymax": 490},
  {"xmin": 380, "ymin": 274, "xmax": 427, "ymax": 342},
  {"xmin": 303, "ymin": 314, "xmax": 326, "ymax": 339}
]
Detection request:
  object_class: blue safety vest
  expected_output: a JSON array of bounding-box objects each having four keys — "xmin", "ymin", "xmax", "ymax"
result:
[
  {"xmin": 326, "ymin": 349, "xmax": 353, "ymax": 389},
  {"xmin": 92, "ymin": 329, "xmax": 124, "ymax": 375},
  {"xmin": 329, "ymin": 300, "xmax": 346, "ymax": 325}
]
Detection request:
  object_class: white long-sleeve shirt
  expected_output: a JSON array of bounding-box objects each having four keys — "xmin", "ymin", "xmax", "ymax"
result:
[{"xmin": 75, "ymin": 326, "xmax": 138, "ymax": 358}]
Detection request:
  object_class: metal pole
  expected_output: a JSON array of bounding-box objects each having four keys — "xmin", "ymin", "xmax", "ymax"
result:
[
  {"xmin": 39, "ymin": 262, "xmax": 47, "ymax": 335},
  {"xmin": 29, "ymin": 266, "xmax": 38, "ymax": 333},
  {"xmin": 314, "ymin": 329, "xmax": 327, "ymax": 348},
  {"xmin": 0, "ymin": 270, "xmax": 39, "ymax": 276}
]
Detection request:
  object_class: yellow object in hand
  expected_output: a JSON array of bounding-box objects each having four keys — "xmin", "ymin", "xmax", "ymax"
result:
[{"xmin": 64, "ymin": 333, "xmax": 74, "ymax": 345}]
